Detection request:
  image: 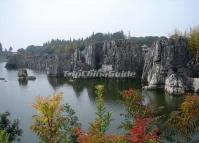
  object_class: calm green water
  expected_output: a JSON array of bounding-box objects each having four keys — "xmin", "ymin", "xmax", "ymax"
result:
[{"xmin": 0, "ymin": 62, "xmax": 184, "ymax": 143}]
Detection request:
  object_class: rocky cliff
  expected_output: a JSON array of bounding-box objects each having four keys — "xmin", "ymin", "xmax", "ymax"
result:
[
  {"xmin": 74, "ymin": 40, "xmax": 144, "ymax": 76},
  {"xmin": 142, "ymin": 37, "xmax": 194, "ymax": 94},
  {"xmin": 5, "ymin": 37, "xmax": 199, "ymax": 94},
  {"xmin": 6, "ymin": 39, "xmax": 144, "ymax": 77}
]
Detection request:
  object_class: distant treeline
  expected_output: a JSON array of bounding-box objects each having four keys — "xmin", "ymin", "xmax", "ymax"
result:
[{"xmin": 23, "ymin": 31, "xmax": 159, "ymax": 56}]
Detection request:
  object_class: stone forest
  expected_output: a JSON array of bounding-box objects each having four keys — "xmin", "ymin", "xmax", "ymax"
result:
[
  {"xmin": 5, "ymin": 34, "xmax": 199, "ymax": 95},
  {"xmin": 1, "ymin": 0, "xmax": 199, "ymax": 142},
  {"xmin": 0, "ymin": 28, "xmax": 198, "ymax": 142},
  {"xmin": 0, "ymin": 29, "xmax": 199, "ymax": 143}
]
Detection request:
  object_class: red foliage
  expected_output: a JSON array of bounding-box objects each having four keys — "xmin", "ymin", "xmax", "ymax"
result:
[
  {"xmin": 129, "ymin": 117, "xmax": 158, "ymax": 143},
  {"xmin": 121, "ymin": 88, "xmax": 133, "ymax": 97}
]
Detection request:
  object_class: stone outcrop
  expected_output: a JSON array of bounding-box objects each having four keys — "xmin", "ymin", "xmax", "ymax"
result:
[
  {"xmin": 80, "ymin": 40, "xmax": 144, "ymax": 76},
  {"xmin": 5, "ymin": 37, "xmax": 199, "ymax": 94},
  {"xmin": 165, "ymin": 74, "xmax": 185, "ymax": 95},
  {"xmin": 18, "ymin": 68, "xmax": 28, "ymax": 79},
  {"xmin": 142, "ymin": 37, "xmax": 191, "ymax": 94},
  {"xmin": 6, "ymin": 39, "xmax": 144, "ymax": 78},
  {"xmin": 0, "ymin": 77, "xmax": 5, "ymax": 80},
  {"xmin": 18, "ymin": 68, "xmax": 36, "ymax": 80}
]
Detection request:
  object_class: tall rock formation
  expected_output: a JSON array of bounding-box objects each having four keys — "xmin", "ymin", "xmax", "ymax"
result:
[
  {"xmin": 142, "ymin": 37, "xmax": 191, "ymax": 94},
  {"xmin": 75, "ymin": 40, "xmax": 144, "ymax": 76}
]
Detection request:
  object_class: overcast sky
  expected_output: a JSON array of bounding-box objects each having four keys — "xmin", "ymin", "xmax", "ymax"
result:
[{"xmin": 0, "ymin": 0, "xmax": 199, "ymax": 51}]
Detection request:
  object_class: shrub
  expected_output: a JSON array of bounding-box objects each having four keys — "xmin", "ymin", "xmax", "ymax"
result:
[
  {"xmin": 0, "ymin": 130, "xmax": 11, "ymax": 143},
  {"xmin": 31, "ymin": 93, "xmax": 80, "ymax": 143},
  {"xmin": 163, "ymin": 93, "xmax": 199, "ymax": 142},
  {"xmin": 120, "ymin": 89, "xmax": 154, "ymax": 130},
  {"xmin": 0, "ymin": 112, "xmax": 22, "ymax": 142},
  {"xmin": 187, "ymin": 26, "xmax": 199, "ymax": 53},
  {"xmin": 76, "ymin": 85, "xmax": 126, "ymax": 143},
  {"xmin": 62, "ymin": 104, "xmax": 81, "ymax": 143}
]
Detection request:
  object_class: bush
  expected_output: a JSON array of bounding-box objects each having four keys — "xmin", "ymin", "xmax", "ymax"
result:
[
  {"xmin": 163, "ymin": 93, "xmax": 199, "ymax": 142},
  {"xmin": 0, "ymin": 130, "xmax": 11, "ymax": 143},
  {"xmin": 31, "ymin": 93, "xmax": 80, "ymax": 143},
  {"xmin": 0, "ymin": 112, "xmax": 22, "ymax": 142},
  {"xmin": 187, "ymin": 26, "xmax": 199, "ymax": 53}
]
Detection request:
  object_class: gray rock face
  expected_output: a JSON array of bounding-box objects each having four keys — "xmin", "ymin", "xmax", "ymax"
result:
[
  {"xmin": 142, "ymin": 37, "xmax": 191, "ymax": 91},
  {"xmin": 6, "ymin": 39, "xmax": 144, "ymax": 78},
  {"xmin": 165, "ymin": 74, "xmax": 185, "ymax": 95},
  {"xmin": 27, "ymin": 76, "xmax": 36, "ymax": 80},
  {"xmin": 18, "ymin": 68, "xmax": 28, "ymax": 78},
  {"xmin": 76, "ymin": 40, "xmax": 144, "ymax": 76},
  {"xmin": 0, "ymin": 77, "xmax": 5, "ymax": 80}
]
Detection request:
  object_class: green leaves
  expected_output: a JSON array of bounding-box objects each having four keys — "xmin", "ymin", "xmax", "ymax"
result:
[
  {"xmin": 62, "ymin": 104, "xmax": 81, "ymax": 143},
  {"xmin": 0, "ymin": 112, "xmax": 22, "ymax": 142},
  {"xmin": 91, "ymin": 85, "xmax": 112, "ymax": 135},
  {"xmin": 0, "ymin": 130, "xmax": 11, "ymax": 143}
]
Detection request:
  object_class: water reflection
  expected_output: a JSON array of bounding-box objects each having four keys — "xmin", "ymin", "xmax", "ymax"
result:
[
  {"xmin": 47, "ymin": 77, "xmax": 142, "ymax": 100},
  {"xmin": 18, "ymin": 79, "xmax": 28, "ymax": 86},
  {"xmin": 0, "ymin": 62, "xmax": 185, "ymax": 143}
]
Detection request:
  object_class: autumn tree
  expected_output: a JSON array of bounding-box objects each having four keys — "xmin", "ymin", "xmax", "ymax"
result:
[
  {"xmin": 163, "ymin": 93, "xmax": 199, "ymax": 143},
  {"xmin": 187, "ymin": 26, "xmax": 199, "ymax": 53},
  {"xmin": 76, "ymin": 85, "xmax": 126, "ymax": 143},
  {"xmin": 31, "ymin": 94, "xmax": 64, "ymax": 143},
  {"xmin": 120, "ymin": 89, "xmax": 155, "ymax": 130},
  {"xmin": 31, "ymin": 93, "xmax": 80, "ymax": 143},
  {"xmin": 120, "ymin": 89, "xmax": 159, "ymax": 143}
]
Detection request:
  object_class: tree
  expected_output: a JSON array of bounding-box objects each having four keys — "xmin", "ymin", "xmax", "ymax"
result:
[
  {"xmin": 0, "ymin": 130, "xmax": 11, "ymax": 143},
  {"xmin": 163, "ymin": 93, "xmax": 199, "ymax": 143},
  {"xmin": 76, "ymin": 85, "xmax": 123, "ymax": 143},
  {"xmin": 31, "ymin": 93, "xmax": 80, "ymax": 143},
  {"xmin": 188, "ymin": 26, "xmax": 199, "ymax": 53},
  {"xmin": 120, "ymin": 89, "xmax": 154, "ymax": 130},
  {"xmin": 0, "ymin": 43, "xmax": 2, "ymax": 53},
  {"xmin": 31, "ymin": 93, "xmax": 64, "ymax": 143},
  {"xmin": 9, "ymin": 47, "xmax": 13, "ymax": 52},
  {"xmin": 0, "ymin": 112, "xmax": 22, "ymax": 142}
]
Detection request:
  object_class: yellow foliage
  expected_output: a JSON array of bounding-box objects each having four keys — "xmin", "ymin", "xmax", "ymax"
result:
[
  {"xmin": 31, "ymin": 93, "xmax": 64, "ymax": 143},
  {"xmin": 180, "ymin": 93, "xmax": 199, "ymax": 119},
  {"xmin": 167, "ymin": 93, "xmax": 199, "ymax": 139},
  {"xmin": 188, "ymin": 26, "xmax": 199, "ymax": 53}
]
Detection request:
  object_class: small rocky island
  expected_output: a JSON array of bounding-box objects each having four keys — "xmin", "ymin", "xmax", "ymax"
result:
[
  {"xmin": 18, "ymin": 68, "xmax": 36, "ymax": 80},
  {"xmin": 5, "ymin": 37, "xmax": 199, "ymax": 95}
]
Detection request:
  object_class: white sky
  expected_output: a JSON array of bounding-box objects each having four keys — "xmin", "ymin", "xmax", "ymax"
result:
[{"xmin": 0, "ymin": 0, "xmax": 199, "ymax": 50}]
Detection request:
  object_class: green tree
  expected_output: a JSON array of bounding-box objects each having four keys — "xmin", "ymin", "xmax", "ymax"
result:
[
  {"xmin": 62, "ymin": 104, "xmax": 81, "ymax": 143},
  {"xmin": 89, "ymin": 85, "xmax": 112, "ymax": 135},
  {"xmin": 0, "ymin": 112, "xmax": 22, "ymax": 142},
  {"xmin": 0, "ymin": 43, "xmax": 2, "ymax": 53},
  {"xmin": 9, "ymin": 47, "xmax": 13, "ymax": 52},
  {"xmin": 0, "ymin": 130, "xmax": 11, "ymax": 143},
  {"xmin": 188, "ymin": 26, "xmax": 199, "ymax": 53}
]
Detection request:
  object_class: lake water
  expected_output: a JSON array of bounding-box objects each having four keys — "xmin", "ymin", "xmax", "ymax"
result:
[{"xmin": 0, "ymin": 62, "xmax": 184, "ymax": 143}]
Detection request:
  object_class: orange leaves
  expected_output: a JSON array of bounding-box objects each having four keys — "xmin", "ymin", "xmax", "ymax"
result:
[
  {"xmin": 166, "ymin": 93, "xmax": 199, "ymax": 141},
  {"xmin": 180, "ymin": 93, "xmax": 199, "ymax": 118},
  {"xmin": 76, "ymin": 128, "xmax": 126, "ymax": 143},
  {"xmin": 129, "ymin": 117, "xmax": 158, "ymax": 143}
]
